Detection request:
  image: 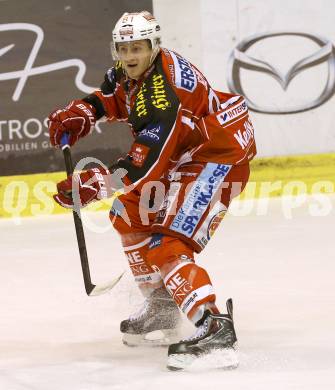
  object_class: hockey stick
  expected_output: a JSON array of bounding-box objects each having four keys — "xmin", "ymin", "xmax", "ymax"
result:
[{"xmin": 60, "ymin": 133, "xmax": 124, "ymax": 296}]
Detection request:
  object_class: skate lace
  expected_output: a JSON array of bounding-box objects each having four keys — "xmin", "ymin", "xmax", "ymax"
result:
[
  {"xmin": 184, "ymin": 319, "xmax": 209, "ymax": 341},
  {"xmin": 129, "ymin": 299, "xmax": 150, "ymax": 321}
]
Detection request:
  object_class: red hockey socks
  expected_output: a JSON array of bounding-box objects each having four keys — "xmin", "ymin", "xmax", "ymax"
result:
[
  {"xmin": 122, "ymin": 233, "xmax": 163, "ymax": 297},
  {"xmin": 147, "ymin": 234, "xmax": 220, "ymax": 323}
]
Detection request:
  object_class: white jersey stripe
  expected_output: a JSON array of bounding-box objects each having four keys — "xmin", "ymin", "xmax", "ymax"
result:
[
  {"xmin": 220, "ymin": 95, "xmax": 241, "ymax": 110},
  {"xmin": 123, "ymin": 237, "xmax": 151, "ymax": 252}
]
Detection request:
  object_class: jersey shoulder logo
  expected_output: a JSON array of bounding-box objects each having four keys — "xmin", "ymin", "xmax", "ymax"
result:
[{"xmin": 167, "ymin": 50, "xmax": 198, "ymax": 92}]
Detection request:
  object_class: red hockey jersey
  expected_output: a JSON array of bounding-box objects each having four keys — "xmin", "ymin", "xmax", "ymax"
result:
[{"xmin": 83, "ymin": 48, "xmax": 256, "ymax": 191}]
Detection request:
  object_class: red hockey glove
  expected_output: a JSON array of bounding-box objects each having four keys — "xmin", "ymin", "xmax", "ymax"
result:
[
  {"xmin": 48, "ymin": 99, "xmax": 96, "ymax": 147},
  {"xmin": 54, "ymin": 167, "xmax": 112, "ymax": 209}
]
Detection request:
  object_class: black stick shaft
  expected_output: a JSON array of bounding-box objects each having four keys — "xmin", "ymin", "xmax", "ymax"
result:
[{"xmin": 62, "ymin": 145, "xmax": 95, "ymax": 295}]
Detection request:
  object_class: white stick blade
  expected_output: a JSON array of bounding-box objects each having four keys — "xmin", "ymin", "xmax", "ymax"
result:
[{"xmin": 89, "ymin": 271, "xmax": 125, "ymax": 296}]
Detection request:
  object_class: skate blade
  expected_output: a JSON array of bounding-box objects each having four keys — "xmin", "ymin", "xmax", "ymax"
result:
[
  {"xmin": 167, "ymin": 347, "xmax": 239, "ymax": 371},
  {"xmin": 122, "ymin": 329, "xmax": 179, "ymax": 347}
]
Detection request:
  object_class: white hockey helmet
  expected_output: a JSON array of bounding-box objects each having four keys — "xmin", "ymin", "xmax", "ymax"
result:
[{"xmin": 112, "ymin": 11, "xmax": 161, "ymax": 64}]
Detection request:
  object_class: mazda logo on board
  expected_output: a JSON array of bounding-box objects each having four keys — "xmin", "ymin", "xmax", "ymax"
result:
[{"xmin": 227, "ymin": 31, "xmax": 335, "ymax": 114}]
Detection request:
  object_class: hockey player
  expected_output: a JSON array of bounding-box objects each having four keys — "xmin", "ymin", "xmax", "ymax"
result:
[{"xmin": 48, "ymin": 11, "xmax": 256, "ymax": 370}]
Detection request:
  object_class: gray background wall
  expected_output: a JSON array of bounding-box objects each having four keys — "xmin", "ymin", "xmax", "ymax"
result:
[{"xmin": 0, "ymin": 0, "xmax": 152, "ymax": 175}]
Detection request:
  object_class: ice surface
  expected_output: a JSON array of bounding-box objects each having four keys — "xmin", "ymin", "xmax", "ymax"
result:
[{"xmin": 1, "ymin": 196, "xmax": 335, "ymax": 389}]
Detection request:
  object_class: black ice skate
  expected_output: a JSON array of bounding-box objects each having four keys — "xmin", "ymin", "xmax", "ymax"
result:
[
  {"xmin": 120, "ymin": 287, "xmax": 181, "ymax": 347},
  {"xmin": 167, "ymin": 298, "xmax": 238, "ymax": 370}
]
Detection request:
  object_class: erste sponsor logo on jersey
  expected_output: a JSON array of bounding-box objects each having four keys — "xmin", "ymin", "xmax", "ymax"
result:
[
  {"xmin": 138, "ymin": 123, "xmax": 163, "ymax": 143},
  {"xmin": 217, "ymin": 99, "xmax": 248, "ymax": 125},
  {"xmin": 130, "ymin": 143, "xmax": 150, "ymax": 167},
  {"xmin": 151, "ymin": 74, "xmax": 171, "ymax": 110},
  {"xmin": 169, "ymin": 51, "xmax": 197, "ymax": 92},
  {"xmin": 234, "ymin": 118, "xmax": 255, "ymax": 150},
  {"xmin": 135, "ymin": 82, "xmax": 148, "ymax": 117},
  {"xmin": 193, "ymin": 67, "xmax": 208, "ymax": 88},
  {"xmin": 170, "ymin": 163, "xmax": 231, "ymax": 238}
]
